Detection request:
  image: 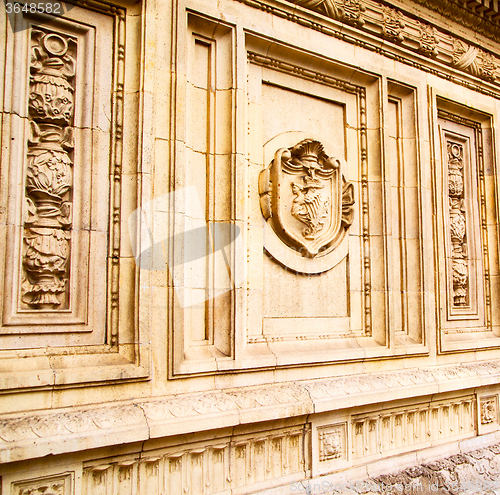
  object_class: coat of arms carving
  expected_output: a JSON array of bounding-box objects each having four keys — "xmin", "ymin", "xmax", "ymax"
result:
[{"xmin": 259, "ymin": 139, "xmax": 354, "ymax": 260}]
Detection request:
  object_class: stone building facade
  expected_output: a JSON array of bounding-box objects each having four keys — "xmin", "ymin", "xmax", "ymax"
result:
[{"xmin": 2, "ymin": 0, "xmax": 500, "ymax": 493}]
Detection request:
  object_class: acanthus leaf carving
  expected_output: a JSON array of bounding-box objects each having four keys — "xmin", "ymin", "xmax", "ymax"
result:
[
  {"xmin": 22, "ymin": 28, "xmax": 77, "ymax": 309},
  {"xmin": 339, "ymin": 0, "xmax": 365, "ymax": 27},
  {"xmin": 382, "ymin": 6, "xmax": 405, "ymax": 43},
  {"xmin": 417, "ymin": 23, "xmax": 439, "ymax": 57}
]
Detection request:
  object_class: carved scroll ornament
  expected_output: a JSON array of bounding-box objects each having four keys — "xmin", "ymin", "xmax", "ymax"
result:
[
  {"xmin": 453, "ymin": 39, "xmax": 498, "ymax": 82},
  {"xmin": 22, "ymin": 29, "xmax": 76, "ymax": 308},
  {"xmin": 259, "ymin": 139, "xmax": 354, "ymax": 258}
]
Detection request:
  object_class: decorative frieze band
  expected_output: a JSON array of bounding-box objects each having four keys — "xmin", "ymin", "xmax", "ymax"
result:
[
  {"xmin": 82, "ymin": 425, "xmax": 308, "ymax": 495},
  {"xmin": 352, "ymin": 397, "xmax": 475, "ymax": 459},
  {"xmin": 410, "ymin": 0, "xmax": 500, "ymax": 44},
  {"xmin": 10, "ymin": 439, "xmax": 500, "ymax": 495},
  {"xmin": 3, "ymin": 361, "xmax": 500, "ymax": 463},
  {"xmin": 237, "ymin": 0, "xmax": 500, "ymax": 96},
  {"xmin": 288, "ymin": 0, "xmax": 500, "ymax": 84}
]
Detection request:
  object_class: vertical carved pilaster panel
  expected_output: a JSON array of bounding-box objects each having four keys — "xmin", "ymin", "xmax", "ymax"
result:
[
  {"xmin": 447, "ymin": 142, "xmax": 468, "ymax": 307},
  {"xmin": 436, "ymin": 107, "xmax": 498, "ymax": 351},
  {"xmin": 22, "ymin": 29, "xmax": 76, "ymax": 309}
]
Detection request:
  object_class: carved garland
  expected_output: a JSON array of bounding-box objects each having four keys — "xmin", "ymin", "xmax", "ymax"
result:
[{"xmin": 22, "ymin": 29, "xmax": 77, "ymax": 309}]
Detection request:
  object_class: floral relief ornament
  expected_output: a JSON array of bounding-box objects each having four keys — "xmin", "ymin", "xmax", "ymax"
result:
[
  {"xmin": 417, "ymin": 22, "xmax": 439, "ymax": 57},
  {"xmin": 319, "ymin": 429, "xmax": 343, "ymax": 461},
  {"xmin": 382, "ymin": 6, "xmax": 405, "ymax": 42},
  {"xmin": 480, "ymin": 398, "xmax": 497, "ymax": 425}
]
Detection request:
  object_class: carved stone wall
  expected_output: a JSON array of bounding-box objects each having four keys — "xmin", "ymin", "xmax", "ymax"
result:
[
  {"xmin": 2, "ymin": 0, "xmax": 500, "ymax": 493},
  {"xmin": 0, "ymin": 0, "xmax": 148, "ymax": 390}
]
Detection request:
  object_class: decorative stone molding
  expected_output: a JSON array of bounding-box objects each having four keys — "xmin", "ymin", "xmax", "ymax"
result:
[
  {"xmin": 3, "ymin": 361, "xmax": 500, "ymax": 463},
  {"xmin": 237, "ymin": 0, "xmax": 500, "ymax": 95}
]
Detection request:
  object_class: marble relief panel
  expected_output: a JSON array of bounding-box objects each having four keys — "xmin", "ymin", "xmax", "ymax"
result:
[
  {"xmin": 433, "ymin": 99, "xmax": 500, "ymax": 352},
  {"xmin": 244, "ymin": 34, "xmax": 427, "ymax": 367},
  {"xmin": 0, "ymin": 0, "xmax": 149, "ymax": 390}
]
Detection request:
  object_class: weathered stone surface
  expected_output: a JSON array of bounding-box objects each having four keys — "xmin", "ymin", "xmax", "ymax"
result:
[{"xmin": 1, "ymin": 0, "xmax": 500, "ymax": 493}]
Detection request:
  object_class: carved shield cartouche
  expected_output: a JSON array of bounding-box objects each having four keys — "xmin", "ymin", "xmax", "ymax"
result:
[{"xmin": 259, "ymin": 139, "xmax": 354, "ymax": 258}]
